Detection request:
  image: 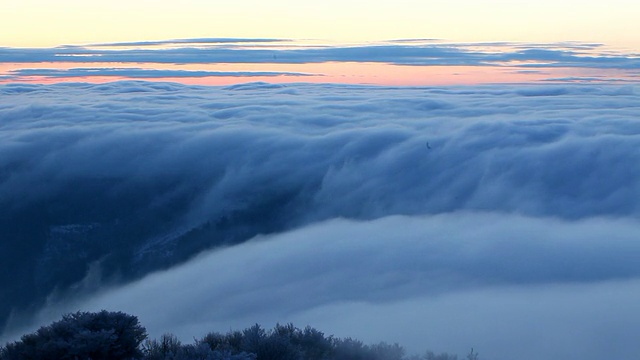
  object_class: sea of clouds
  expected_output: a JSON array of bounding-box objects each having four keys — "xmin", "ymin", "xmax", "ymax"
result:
[{"xmin": 1, "ymin": 81, "xmax": 640, "ymax": 360}]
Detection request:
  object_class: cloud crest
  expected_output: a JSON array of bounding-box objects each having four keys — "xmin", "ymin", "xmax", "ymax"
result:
[
  {"xmin": 12, "ymin": 213, "xmax": 640, "ymax": 360},
  {"xmin": 2, "ymin": 82, "xmax": 640, "ymax": 220}
]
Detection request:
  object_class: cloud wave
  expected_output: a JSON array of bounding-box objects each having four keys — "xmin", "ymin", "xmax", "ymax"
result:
[
  {"xmin": 10, "ymin": 214, "xmax": 640, "ymax": 360},
  {"xmin": 3, "ymin": 82, "xmax": 639, "ymax": 221}
]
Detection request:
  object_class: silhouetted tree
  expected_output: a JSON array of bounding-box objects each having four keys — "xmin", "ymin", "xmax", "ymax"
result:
[
  {"xmin": 0, "ymin": 310, "xmax": 146, "ymax": 360},
  {"xmin": 1, "ymin": 314, "xmax": 475, "ymax": 360},
  {"xmin": 465, "ymin": 348, "xmax": 479, "ymax": 360},
  {"xmin": 332, "ymin": 337, "xmax": 368, "ymax": 360},
  {"xmin": 408, "ymin": 351, "xmax": 459, "ymax": 360},
  {"xmin": 199, "ymin": 331, "xmax": 236, "ymax": 354},
  {"xmin": 143, "ymin": 333, "xmax": 182, "ymax": 360},
  {"xmin": 369, "ymin": 342, "xmax": 405, "ymax": 360},
  {"xmin": 296, "ymin": 326, "xmax": 333, "ymax": 360}
]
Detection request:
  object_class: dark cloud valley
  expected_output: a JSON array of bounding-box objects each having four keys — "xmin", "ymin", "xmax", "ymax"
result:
[{"xmin": 1, "ymin": 81, "xmax": 640, "ymax": 360}]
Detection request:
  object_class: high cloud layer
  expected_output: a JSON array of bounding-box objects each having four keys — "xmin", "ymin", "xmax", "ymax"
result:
[
  {"xmin": 1, "ymin": 39, "xmax": 639, "ymax": 83},
  {"xmin": 1, "ymin": 40, "xmax": 638, "ymax": 68},
  {"xmin": 1, "ymin": 81, "xmax": 640, "ymax": 359}
]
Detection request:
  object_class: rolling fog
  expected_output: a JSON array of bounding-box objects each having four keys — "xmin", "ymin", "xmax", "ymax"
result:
[{"xmin": 1, "ymin": 81, "xmax": 640, "ymax": 359}]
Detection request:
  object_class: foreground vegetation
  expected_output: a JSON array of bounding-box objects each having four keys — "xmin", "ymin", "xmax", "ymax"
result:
[{"xmin": 0, "ymin": 311, "xmax": 478, "ymax": 360}]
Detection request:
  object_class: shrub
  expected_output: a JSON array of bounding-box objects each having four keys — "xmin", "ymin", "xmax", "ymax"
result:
[{"xmin": 0, "ymin": 310, "xmax": 147, "ymax": 360}]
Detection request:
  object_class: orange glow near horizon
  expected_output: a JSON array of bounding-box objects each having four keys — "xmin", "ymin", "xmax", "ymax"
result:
[{"xmin": 2, "ymin": 60, "xmax": 638, "ymax": 87}]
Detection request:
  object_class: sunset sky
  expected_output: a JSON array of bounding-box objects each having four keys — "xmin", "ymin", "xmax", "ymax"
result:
[
  {"xmin": 3, "ymin": 0, "xmax": 640, "ymax": 48},
  {"xmin": 1, "ymin": 0, "xmax": 639, "ymax": 85},
  {"xmin": 3, "ymin": 2, "xmax": 640, "ymax": 360}
]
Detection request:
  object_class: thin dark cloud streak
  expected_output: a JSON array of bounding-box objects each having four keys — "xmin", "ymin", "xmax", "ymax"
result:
[
  {"xmin": 6, "ymin": 67, "xmax": 317, "ymax": 79},
  {"xmin": 541, "ymin": 76, "xmax": 639, "ymax": 83},
  {"xmin": 85, "ymin": 38, "xmax": 290, "ymax": 47},
  {"xmin": 1, "ymin": 40, "xmax": 638, "ymax": 69}
]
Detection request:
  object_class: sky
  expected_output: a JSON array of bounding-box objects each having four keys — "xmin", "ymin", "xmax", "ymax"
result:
[
  {"xmin": 2, "ymin": 2, "xmax": 640, "ymax": 360},
  {"xmin": 3, "ymin": 0, "xmax": 640, "ymax": 48},
  {"xmin": 1, "ymin": 0, "xmax": 639, "ymax": 85}
]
